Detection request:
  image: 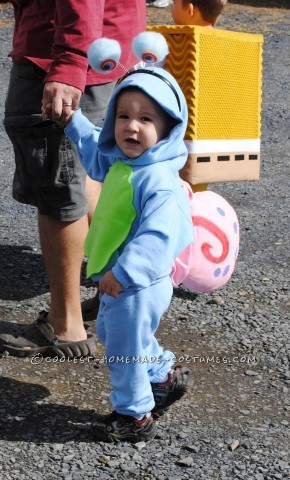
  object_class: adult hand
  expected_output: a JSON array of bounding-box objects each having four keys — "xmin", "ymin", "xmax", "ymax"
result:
[
  {"xmin": 42, "ymin": 82, "xmax": 82, "ymax": 124},
  {"xmin": 41, "ymin": 102, "xmax": 75, "ymax": 127},
  {"xmin": 99, "ymin": 271, "xmax": 123, "ymax": 298}
]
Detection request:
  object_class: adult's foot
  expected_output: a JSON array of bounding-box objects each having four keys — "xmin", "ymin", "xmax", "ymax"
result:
[{"xmin": 0, "ymin": 311, "xmax": 97, "ymax": 358}]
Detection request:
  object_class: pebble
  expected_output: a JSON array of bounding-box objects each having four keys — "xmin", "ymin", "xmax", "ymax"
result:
[
  {"xmin": 229, "ymin": 441, "xmax": 240, "ymax": 452},
  {"xmin": 239, "ymin": 409, "xmax": 251, "ymax": 416},
  {"xmin": 98, "ymin": 456, "xmax": 111, "ymax": 465},
  {"xmin": 245, "ymin": 370, "xmax": 260, "ymax": 376},
  {"xmin": 176, "ymin": 456, "xmax": 194, "ymax": 467},
  {"xmin": 134, "ymin": 441, "xmax": 147, "ymax": 451},
  {"xmin": 254, "ymin": 474, "xmax": 264, "ymax": 480},
  {"xmin": 107, "ymin": 460, "xmax": 120, "ymax": 468},
  {"xmin": 182, "ymin": 444, "xmax": 200, "ymax": 454}
]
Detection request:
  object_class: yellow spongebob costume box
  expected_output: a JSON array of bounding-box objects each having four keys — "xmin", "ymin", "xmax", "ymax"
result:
[{"xmin": 147, "ymin": 25, "xmax": 263, "ymax": 184}]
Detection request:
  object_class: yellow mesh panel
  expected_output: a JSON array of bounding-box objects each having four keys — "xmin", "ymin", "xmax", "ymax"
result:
[{"xmin": 147, "ymin": 25, "xmax": 263, "ymax": 141}]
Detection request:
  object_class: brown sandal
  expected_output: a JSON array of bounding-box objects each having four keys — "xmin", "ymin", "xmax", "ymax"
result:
[{"xmin": 0, "ymin": 311, "xmax": 97, "ymax": 358}]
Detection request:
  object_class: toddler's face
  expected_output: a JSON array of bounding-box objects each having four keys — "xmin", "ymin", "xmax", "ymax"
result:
[
  {"xmin": 115, "ymin": 90, "xmax": 169, "ymax": 159},
  {"xmin": 171, "ymin": 0, "xmax": 192, "ymax": 25}
]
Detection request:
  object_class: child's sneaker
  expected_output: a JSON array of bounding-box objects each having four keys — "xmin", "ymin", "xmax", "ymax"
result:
[
  {"xmin": 94, "ymin": 411, "xmax": 156, "ymax": 443},
  {"xmin": 151, "ymin": 366, "xmax": 189, "ymax": 418}
]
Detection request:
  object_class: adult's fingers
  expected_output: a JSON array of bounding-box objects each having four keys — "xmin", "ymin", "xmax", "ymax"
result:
[
  {"xmin": 42, "ymin": 82, "xmax": 82, "ymax": 121},
  {"xmin": 51, "ymin": 95, "xmax": 64, "ymax": 120}
]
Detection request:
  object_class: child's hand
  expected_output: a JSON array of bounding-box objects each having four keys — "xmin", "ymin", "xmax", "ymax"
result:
[
  {"xmin": 99, "ymin": 271, "xmax": 123, "ymax": 298},
  {"xmin": 41, "ymin": 102, "xmax": 75, "ymax": 126}
]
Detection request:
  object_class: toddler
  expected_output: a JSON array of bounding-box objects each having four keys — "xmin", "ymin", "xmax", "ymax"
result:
[{"xmin": 64, "ymin": 67, "xmax": 193, "ymax": 442}]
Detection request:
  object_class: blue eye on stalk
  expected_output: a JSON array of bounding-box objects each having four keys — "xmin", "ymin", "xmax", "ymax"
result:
[
  {"xmin": 133, "ymin": 31, "xmax": 169, "ymax": 64},
  {"xmin": 88, "ymin": 38, "xmax": 121, "ymax": 73},
  {"xmin": 141, "ymin": 52, "xmax": 158, "ymax": 64},
  {"xmin": 100, "ymin": 59, "xmax": 117, "ymax": 71}
]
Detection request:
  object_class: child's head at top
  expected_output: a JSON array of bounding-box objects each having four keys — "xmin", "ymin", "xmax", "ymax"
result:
[
  {"xmin": 98, "ymin": 68, "xmax": 188, "ymax": 165},
  {"xmin": 171, "ymin": 0, "xmax": 227, "ymax": 27},
  {"xmin": 115, "ymin": 86, "xmax": 176, "ymax": 159}
]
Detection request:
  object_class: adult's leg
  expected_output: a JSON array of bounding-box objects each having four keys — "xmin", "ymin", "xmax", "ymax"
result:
[
  {"xmin": 0, "ymin": 67, "xmax": 112, "ymax": 354},
  {"xmin": 38, "ymin": 214, "xmax": 88, "ymax": 341},
  {"xmin": 38, "ymin": 80, "xmax": 110, "ymax": 333}
]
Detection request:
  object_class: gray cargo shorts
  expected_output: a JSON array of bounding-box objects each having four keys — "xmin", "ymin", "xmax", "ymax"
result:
[{"xmin": 4, "ymin": 63, "xmax": 115, "ymax": 221}]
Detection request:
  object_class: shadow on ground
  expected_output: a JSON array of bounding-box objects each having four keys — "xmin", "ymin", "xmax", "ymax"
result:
[
  {"xmin": 0, "ymin": 245, "xmax": 48, "ymax": 301},
  {"xmin": 0, "ymin": 377, "xmax": 99, "ymax": 443}
]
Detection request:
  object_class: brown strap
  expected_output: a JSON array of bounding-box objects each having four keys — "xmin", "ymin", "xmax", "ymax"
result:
[{"xmin": 35, "ymin": 312, "xmax": 59, "ymax": 345}]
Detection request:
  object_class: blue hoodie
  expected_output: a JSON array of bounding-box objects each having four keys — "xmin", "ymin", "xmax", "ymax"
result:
[{"xmin": 65, "ymin": 67, "xmax": 194, "ymax": 289}]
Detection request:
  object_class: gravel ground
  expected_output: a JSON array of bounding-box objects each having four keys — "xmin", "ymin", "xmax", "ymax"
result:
[{"xmin": 0, "ymin": 2, "xmax": 289, "ymax": 479}]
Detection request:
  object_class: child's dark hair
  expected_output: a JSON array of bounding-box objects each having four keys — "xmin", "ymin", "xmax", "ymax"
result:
[
  {"xmin": 116, "ymin": 86, "xmax": 178, "ymax": 135},
  {"xmin": 184, "ymin": 0, "xmax": 227, "ymax": 24}
]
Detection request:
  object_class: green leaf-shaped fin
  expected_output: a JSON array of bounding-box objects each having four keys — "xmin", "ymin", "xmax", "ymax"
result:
[{"xmin": 84, "ymin": 161, "xmax": 136, "ymax": 278}]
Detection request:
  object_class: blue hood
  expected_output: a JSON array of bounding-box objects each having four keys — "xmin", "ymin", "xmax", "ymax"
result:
[{"xmin": 98, "ymin": 67, "xmax": 188, "ymax": 171}]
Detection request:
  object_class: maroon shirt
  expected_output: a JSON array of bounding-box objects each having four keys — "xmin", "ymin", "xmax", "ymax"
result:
[{"xmin": 10, "ymin": 0, "xmax": 146, "ymax": 92}]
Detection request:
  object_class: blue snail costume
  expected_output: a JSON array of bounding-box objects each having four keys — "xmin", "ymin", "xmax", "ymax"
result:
[{"xmin": 65, "ymin": 68, "xmax": 193, "ymax": 417}]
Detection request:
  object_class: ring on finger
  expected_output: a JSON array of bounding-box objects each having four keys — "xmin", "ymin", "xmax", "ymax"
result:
[{"xmin": 63, "ymin": 103, "xmax": 72, "ymax": 107}]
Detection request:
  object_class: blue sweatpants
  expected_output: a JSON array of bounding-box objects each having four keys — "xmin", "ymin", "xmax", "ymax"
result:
[{"xmin": 96, "ymin": 276, "xmax": 175, "ymax": 417}]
